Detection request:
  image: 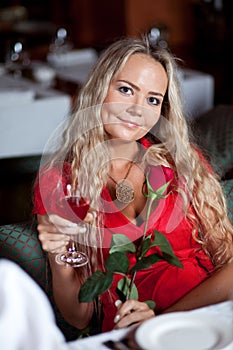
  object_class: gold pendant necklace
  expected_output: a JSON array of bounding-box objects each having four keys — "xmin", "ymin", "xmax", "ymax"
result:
[{"xmin": 108, "ymin": 161, "xmax": 135, "ymax": 204}]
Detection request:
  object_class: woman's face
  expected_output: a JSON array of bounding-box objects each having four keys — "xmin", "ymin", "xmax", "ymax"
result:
[{"xmin": 102, "ymin": 53, "xmax": 168, "ymax": 141}]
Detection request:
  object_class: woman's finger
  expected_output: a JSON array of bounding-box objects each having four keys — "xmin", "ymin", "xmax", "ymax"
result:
[
  {"xmin": 114, "ymin": 308, "xmax": 154, "ymax": 329},
  {"xmin": 41, "ymin": 240, "xmax": 68, "ymax": 253},
  {"xmin": 37, "ymin": 213, "xmax": 87, "ymax": 254},
  {"xmin": 117, "ymin": 299, "xmax": 149, "ymax": 315},
  {"xmin": 84, "ymin": 210, "xmax": 97, "ymax": 224},
  {"xmin": 38, "ymin": 229, "xmax": 69, "ymax": 252},
  {"xmin": 40, "ymin": 215, "xmax": 87, "ymax": 235},
  {"xmin": 113, "ymin": 300, "xmax": 155, "ymax": 329},
  {"xmin": 48, "ymin": 214, "xmax": 78, "ymax": 228}
]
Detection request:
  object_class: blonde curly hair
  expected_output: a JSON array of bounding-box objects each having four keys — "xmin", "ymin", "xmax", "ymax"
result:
[{"xmin": 47, "ymin": 36, "xmax": 233, "ymax": 270}]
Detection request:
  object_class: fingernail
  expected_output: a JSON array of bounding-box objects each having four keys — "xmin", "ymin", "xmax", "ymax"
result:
[
  {"xmin": 79, "ymin": 226, "xmax": 87, "ymax": 233},
  {"xmin": 115, "ymin": 300, "xmax": 122, "ymax": 308},
  {"xmin": 114, "ymin": 314, "xmax": 120, "ymax": 324},
  {"xmin": 67, "ymin": 222, "xmax": 78, "ymax": 228},
  {"xmin": 91, "ymin": 211, "xmax": 97, "ymax": 219}
]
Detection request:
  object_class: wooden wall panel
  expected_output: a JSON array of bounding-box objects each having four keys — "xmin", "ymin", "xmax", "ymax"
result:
[{"xmin": 125, "ymin": 0, "xmax": 195, "ymax": 47}]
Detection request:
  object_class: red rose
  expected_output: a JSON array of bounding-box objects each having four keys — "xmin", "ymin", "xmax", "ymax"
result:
[{"xmin": 147, "ymin": 165, "xmax": 174, "ymax": 193}]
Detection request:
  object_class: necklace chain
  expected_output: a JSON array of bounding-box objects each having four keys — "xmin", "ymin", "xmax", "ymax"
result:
[{"xmin": 108, "ymin": 160, "xmax": 134, "ymax": 185}]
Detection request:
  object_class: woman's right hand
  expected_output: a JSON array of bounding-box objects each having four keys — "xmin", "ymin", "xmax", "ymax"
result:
[
  {"xmin": 113, "ymin": 299, "xmax": 155, "ymax": 329},
  {"xmin": 37, "ymin": 214, "xmax": 86, "ymax": 254},
  {"xmin": 37, "ymin": 208, "xmax": 96, "ymax": 254}
]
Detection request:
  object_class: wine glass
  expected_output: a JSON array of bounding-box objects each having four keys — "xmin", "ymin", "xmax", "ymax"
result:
[
  {"xmin": 54, "ymin": 183, "xmax": 90, "ymax": 267},
  {"xmin": 5, "ymin": 39, "xmax": 30, "ymax": 78},
  {"xmin": 49, "ymin": 27, "xmax": 73, "ymax": 55}
]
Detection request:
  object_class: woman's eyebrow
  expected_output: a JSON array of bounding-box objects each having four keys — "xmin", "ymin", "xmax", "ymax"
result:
[{"xmin": 116, "ymin": 79, "xmax": 164, "ymax": 97}]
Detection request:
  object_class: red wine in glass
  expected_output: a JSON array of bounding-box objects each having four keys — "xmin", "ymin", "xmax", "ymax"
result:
[
  {"xmin": 55, "ymin": 185, "xmax": 90, "ymax": 267},
  {"xmin": 61, "ymin": 195, "xmax": 90, "ymax": 222}
]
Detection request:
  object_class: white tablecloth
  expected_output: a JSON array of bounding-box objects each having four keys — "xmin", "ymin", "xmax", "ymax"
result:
[
  {"xmin": 67, "ymin": 302, "xmax": 233, "ymax": 350},
  {"xmin": 178, "ymin": 68, "xmax": 214, "ymax": 120},
  {"xmin": 0, "ymin": 74, "xmax": 70, "ymax": 158},
  {"xmin": 0, "ymin": 259, "xmax": 232, "ymax": 350}
]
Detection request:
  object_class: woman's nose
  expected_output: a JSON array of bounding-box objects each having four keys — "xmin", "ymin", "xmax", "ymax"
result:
[{"xmin": 126, "ymin": 96, "xmax": 144, "ymax": 117}]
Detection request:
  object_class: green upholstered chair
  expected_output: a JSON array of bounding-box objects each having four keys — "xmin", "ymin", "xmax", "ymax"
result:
[
  {"xmin": 193, "ymin": 104, "xmax": 233, "ymax": 179},
  {"xmin": 192, "ymin": 104, "xmax": 233, "ymax": 223}
]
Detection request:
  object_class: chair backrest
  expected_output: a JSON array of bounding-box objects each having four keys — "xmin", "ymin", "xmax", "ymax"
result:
[{"xmin": 0, "ymin": 221, "xmax": 47, "ymax": 289}]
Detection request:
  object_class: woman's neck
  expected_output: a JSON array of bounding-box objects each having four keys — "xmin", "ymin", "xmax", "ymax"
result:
[{"xmin": 108, "ymin": 139, "xmax": 139, "ymax": 161}]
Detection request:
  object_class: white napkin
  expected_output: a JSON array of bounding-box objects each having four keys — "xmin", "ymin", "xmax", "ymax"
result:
[
  {"xmin": 0, "ymin": 259, "xmax": 67, "ymax": 350},
  {"xmin": 47, "ymin": 48, "xmax": 98, "ymax": 67}
]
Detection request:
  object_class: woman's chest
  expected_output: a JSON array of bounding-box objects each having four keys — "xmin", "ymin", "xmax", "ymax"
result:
[{"xmin": 107, "ymin": 168, "xmax": 147, "ymax": 225}]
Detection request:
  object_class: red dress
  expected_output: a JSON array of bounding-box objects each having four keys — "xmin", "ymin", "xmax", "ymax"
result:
[{"xmin": 33, "ymin": 161, "xmax": 214, "ymax": 333}]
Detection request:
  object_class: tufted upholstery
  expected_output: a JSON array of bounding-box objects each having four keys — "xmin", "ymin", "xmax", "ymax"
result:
[
  {"xmin": 193, "ymin": 104, "xmax": 233, "ymax": 179},
  {"xmin": 0, "ymin": 221, "xmax": 47, "ymax": 287},
  {"xmin": 192, "ymin": 104, "xmax": 233, "ymax": 223},
  {"xmin": 222, "ymin": 179, "xmax": 233, "ymax": 224}
]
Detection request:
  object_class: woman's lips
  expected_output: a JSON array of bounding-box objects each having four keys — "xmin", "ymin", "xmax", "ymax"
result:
[{"xmin": 118, "ymin": 118, "xmax": 142, "ymax": 128}]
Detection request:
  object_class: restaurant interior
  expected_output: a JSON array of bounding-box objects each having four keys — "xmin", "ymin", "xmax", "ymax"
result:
[
  {"xmin": 1, "ymin": 2, "xmax": 233, "ymax": 349},
  {"xmin": 0, "ymin": 0, "xmax": 233, "ymax": 225}
]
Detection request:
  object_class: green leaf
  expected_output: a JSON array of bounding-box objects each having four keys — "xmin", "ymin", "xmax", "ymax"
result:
[
  {"xmin": 151, "ymin": 230, "xmax": 183, "ymax": 268},
  {"xmin": 140, "ymin": 235, "xmax": 152, "ymax": 258},
  {"xmin": 130, "ymin": 254, "xmax": 162, "ymax": 273},
  {"xmin": 162, "ymin": 252, "xmax": 183, "ymax": 268},
  {"xmin": 77, "ymin": 327, "xmax": 91, "ymax": 339},
  {"xmin": 110, "ymin": 234, "xmax": 136, "ymax": 254},
  {"xmin": 117, "ymin": 277, "xmax": 139, "ymax": 300},
  {"xmin": 78, "ymin": 270, "xmax": 113, "ymax": 302},
  {"xmin": 116, "ymin": 285, "xmax": 127, "ymax": 303},
  {"xmin": 106, "ymin": 252, "xmax": 129, "ymax": 274},
  {"xmin": 144, "ymin": 300, "xmax": 156, "ymax": 311},
  {"xmin": 145, "ymin": 177, "xmax": 171, "ymax": 201}
]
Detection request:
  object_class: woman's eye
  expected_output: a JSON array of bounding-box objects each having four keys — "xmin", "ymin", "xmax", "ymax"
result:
[
  {"xmin": 119, "ymin": 86, "xmax": 132, "ymax": 95},
  {"xmin": 148, "ymin": 96, "xmax": 160, "ymax": 106}
]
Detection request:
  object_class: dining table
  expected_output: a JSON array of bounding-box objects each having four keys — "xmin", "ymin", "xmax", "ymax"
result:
[
  {"xmin": 0, "ymin": 72, "xmax": 71, "ymax": 159},
  {"xmin": 0, "ymin": 48, "xmax": 97, "ymax": 159},
  {"xmin": 66, "ymin": 300, "xmax": 233, "ymax": 350}
]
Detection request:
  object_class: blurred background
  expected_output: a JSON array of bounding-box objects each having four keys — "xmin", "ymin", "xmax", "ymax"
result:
[
  {"xmin": 0, "ymin": 0, "xmax": 233, "ymax": 224},
  {"xmin": 1, "ymin": 0, "xmax": 233, "ymax": 103}
]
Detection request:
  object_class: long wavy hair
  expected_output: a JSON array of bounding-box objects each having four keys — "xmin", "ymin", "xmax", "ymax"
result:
[{"xmin": 46, "ymin": 36, "xmax": 233, "ymax": 270}]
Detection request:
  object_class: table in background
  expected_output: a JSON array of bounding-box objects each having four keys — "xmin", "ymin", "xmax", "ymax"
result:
[
  {"xmin": 0, "ymin": 74, "xmax": 70, "ymax": 159},
  {"xmin": 43, "ymin": 48, "xmax": 215, "ymax": 121},
  {"xmin": 179, "ymin": 68, "xmax": 214, "ymax": 120},
  {"xmin": 0, "ymin": 73, "xmax": 71, "ymax": 224},
  {"xmin": 0, "ymin": 48, "xmax": 215, "ymax": 160}
]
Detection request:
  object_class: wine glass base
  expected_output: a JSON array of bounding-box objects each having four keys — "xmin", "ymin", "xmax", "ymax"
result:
[{"xmin": 55, "ymin": 251, "xmax": 89, "ymax": 267}]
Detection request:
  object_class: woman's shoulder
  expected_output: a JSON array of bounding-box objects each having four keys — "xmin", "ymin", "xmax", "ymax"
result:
[
  {"xmin": 37, "ymin": 161, "xmax": 71, "ymax": 179},
  {"xmin": 33, "ymin": 161, "xmax": 72, "ymax": 215},
  {"xmin": 34, "ymin": 161, "xmax": 72, "ymax": 196}
]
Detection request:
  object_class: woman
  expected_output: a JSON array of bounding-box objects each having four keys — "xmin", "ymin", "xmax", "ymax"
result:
[{"xmin": 34, "ymin": 36, "xmax": 233, "ymax": 333}]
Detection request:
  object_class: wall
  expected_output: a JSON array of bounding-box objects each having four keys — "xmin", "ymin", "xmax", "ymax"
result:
[
  {"xmin": 49, "ymin": 0, "xmax": 196, "ymax": 59},
  {"xmin": 125, "ymin": 0, "xmax": 195, "ymax": 48}
]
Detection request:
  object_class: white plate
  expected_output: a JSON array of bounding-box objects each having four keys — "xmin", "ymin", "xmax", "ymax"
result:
[{"xmin": 135, "ymin": 312, "xmax": 233, "ymax": 350}]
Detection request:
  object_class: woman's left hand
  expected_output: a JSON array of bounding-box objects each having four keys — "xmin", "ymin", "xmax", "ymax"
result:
[{"xmin": 113, "ymin": 299, "xmax": 155, "ymax": 329}]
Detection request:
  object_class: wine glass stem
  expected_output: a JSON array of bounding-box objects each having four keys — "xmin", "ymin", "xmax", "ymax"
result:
[{"xmin": 68, "ymin": 236, "xmax": 77, "ymax": 252}]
